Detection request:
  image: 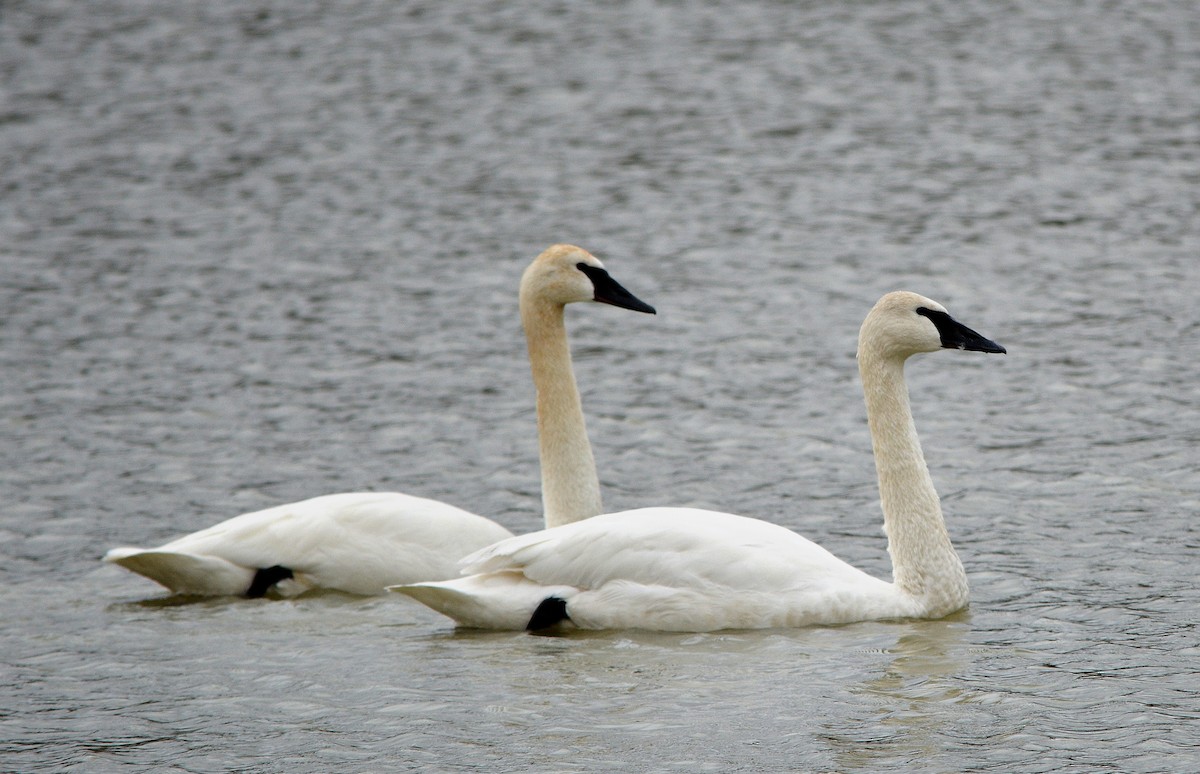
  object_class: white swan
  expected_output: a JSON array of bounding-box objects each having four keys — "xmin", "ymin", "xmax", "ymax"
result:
[
  {"xmin": 392, "ymin": 291, "xmax": 1005, "ymax": 631},
  {"xmin": 103, "ymin": 245, "xmax": 656, "ymax": 597}
]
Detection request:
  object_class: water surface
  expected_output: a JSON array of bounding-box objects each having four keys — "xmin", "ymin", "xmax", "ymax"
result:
[{"xmin": 3, "ymin": 1, "xmax": 1199, "ymax": 771}]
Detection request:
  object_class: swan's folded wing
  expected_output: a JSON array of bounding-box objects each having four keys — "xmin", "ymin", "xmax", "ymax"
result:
[
  {"xmin": 457, "ymin": 507, "xmax": 878, "ymax": 595},
  {"xmin": 103, "ymin": 548, "xmax": 252, "ymax": 596}
]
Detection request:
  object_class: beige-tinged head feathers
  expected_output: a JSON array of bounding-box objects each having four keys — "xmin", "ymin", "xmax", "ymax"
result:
[
  {"xmin": 535, "ymin": 244, "xmax": 603, "ymax": 268},
  {"xmin": 521, "ymin": 245, "xmax": 654, "ymax": 315}
]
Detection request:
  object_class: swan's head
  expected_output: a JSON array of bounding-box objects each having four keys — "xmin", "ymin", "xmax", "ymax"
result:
[
  {"xmin": 859, "ymin": 291, "xmax": 1006, "ymax": 360},
  {"xmin": 521, "ymin": 244, "xmax": 656, "ymax": 314}
]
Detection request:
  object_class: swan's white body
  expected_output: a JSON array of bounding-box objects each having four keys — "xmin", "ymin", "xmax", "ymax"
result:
[
  {"xmin": 104, "ymin": 493, "xmax": 513, "ymax": 597},
  {"xmin": 395, "ymin": 507, "xmax": 917, "ymax": 630},
  {"xmin": 394, "ymin": 291, "xmax": 1005, "ymax": 631},
  {"xmin": 104, "ymin": 245, "xmax": 655, "ymax": 597}
]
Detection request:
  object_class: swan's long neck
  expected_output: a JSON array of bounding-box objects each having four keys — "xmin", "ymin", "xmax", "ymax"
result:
[
  {"xmin": 521, "ymin": 296, "xmax": 602, "ymax": 529},
  {"xmin": 858, "ymin": 347, "xmax": 969, "ymax": 616}
]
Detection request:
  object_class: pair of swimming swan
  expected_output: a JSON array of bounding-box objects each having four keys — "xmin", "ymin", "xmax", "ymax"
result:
[
  {"xmin": 103, "ymin": 245, "xmax": 656, "ymax": 597},
  {"xmin": 106, "ymin": 245, "xmax": 1007, "ymax": 632}
]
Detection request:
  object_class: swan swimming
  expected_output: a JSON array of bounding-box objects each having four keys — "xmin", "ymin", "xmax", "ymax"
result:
[
  {"xmin": 392, "ymin": 291, "xmax": 1005, "ymax": 631},
  {"xmin": 103, "ymin": 245, "xmax": 656, "ymax": 597}
]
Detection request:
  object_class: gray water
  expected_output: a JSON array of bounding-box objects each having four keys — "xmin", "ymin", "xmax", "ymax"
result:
[{"xmin": 3, "ymin": 0, "xmax": 1198, "ymax": 771}]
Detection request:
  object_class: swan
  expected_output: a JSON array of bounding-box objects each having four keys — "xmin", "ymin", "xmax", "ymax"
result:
[
  {"xmin": 103, "ymin": 245, "xmax": 656, "ymax": 597},
  {"xmin": 392, "ymin": 291, "xmax": 1005, "ymax": 631}
]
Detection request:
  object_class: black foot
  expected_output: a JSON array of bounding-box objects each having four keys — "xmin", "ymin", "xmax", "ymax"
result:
[
  {"xmin": 526, "ymin": 596, "xmax": 570, "ymax": 631},
  {"xmin": 247, "ymin": 565, "xmax": 294, "ymax": 598}
]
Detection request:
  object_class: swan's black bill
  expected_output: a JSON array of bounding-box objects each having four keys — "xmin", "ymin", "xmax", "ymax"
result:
[
  {"xmin": 917, "ymin": 307, "xmax": 1006, "ymax": 354},
  {"xmin": 577, "ymin": 263, "xmax": 656, "ymax": 314}
]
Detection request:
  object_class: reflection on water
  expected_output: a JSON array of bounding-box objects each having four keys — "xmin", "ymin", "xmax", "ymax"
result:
[
  {"xmin": 831, "ymin": 618, "xmax": 971, "ymax": 770},
  {"xmin": 3, "ymin": 0, "xmax": 1200, "ymax": 771}
]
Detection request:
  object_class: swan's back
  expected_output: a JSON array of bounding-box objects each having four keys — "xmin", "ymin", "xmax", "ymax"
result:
[
  {"xmin": 465, "ymin": 508, "xmax": 872, "ymax": 592},
  {"xmin": 158, "ymin": 493, "xmax": 510, "ymax": 561}
]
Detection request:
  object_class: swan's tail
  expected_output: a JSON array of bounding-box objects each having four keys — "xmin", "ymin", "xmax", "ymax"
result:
[
  {"xmin": 390, "ymin": 571, "xmax": 576, "ymax": 630},
  {"xmin": 103, "ymin": 548, "xmax": 253, "ymax": 596}
]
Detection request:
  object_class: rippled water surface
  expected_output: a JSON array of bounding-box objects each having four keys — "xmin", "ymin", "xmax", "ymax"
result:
[{"xmin": 3, "ymin": 1, "xmax": 1199, "ymax": 771}]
